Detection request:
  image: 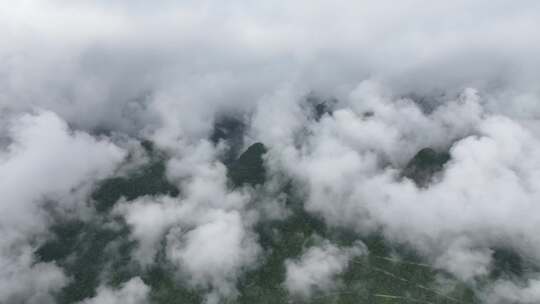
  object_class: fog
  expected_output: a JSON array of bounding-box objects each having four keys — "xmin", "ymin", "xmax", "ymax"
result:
[{"xmin": 1, "ymin": 1, "xmax": 540, "ymax": 303}]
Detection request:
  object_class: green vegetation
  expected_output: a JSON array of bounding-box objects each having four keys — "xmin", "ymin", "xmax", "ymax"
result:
[
  {"xmin": 36, "ymin": 219, "xmax": 137, "ymax": 303},
  {"xmin": 402, "ymin": 148, "xmax": 451, "ymax": 187},
  {"xmin": 227, "ymin": 142, "xmax": 267, "ymax": 187},
  {"xmin": 92, "ymin": 143, "xmax": 179, "ymax": 212},
  {"xmin": 34, "ymin": 143, "xmax": 523, "ymax": 303},
  {"xmin": 211, "ymin": 116, "xmax": 246, "ymax": 165}
]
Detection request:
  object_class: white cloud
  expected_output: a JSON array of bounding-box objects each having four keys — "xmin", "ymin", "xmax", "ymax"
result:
[
  {"xmin": 433, "ymin": 238, "xmax": 493, "ymax": 282},
  {"xmin": 0, "ymin": 251, "xmax": 67, "ymax": 304},
  {"xmin": 284, "ymin": 240, "xmax": 366, "ymax": 298},
  {"xmin": 483, "ymin": 279, "xmax": 540, "ymax": 304},
  {"xmin": 78, "ymin": 277, "xmax": 149, "ymax": 304},
  {"xmin": 115, "ymin": 139, "xmax": 260, "ymax": 303},
  {"xmin": 0, "ymin": 110, "xmax": 125, "ymax": 303},
  {"xmin": 261, "ymin": 83, "xmax": 540, "ymax": 288},
  {"xmin": 1, "ymin": 1, "xmax": 539, "ymax": 138},
  {"xmin": 166, "ymin": 210, "xmax": 260, "ymax": 303},
  {"xmin": 2, "ymin": 1, "xmax": 540, "ymax": 302}
]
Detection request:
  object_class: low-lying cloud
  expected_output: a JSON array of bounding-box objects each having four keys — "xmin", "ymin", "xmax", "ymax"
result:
[{"xmin": 1, "ymin": 1, "xmax": 540, "ymax": 303}]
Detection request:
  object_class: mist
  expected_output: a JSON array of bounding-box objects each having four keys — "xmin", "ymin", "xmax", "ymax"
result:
[{"xmin": 1, "ymin": 1, "xmax": 540, "ymax": 303}]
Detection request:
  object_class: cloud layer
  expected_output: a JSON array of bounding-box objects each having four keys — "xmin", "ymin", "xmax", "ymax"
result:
[
  {"xmin": 284, "ymin": 239, "xmax": 366, "ymax": 298},
  {"xmin": 0, "ymin": 111, "xmax": 125, "ymax": 303},
  {"xmin": 1, "ymin": 1, "xmax": 540, "ymax": 303}
]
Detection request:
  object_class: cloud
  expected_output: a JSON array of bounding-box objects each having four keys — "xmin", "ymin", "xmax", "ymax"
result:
[
  {"xmin": 0, "ymin": 253, "xmax": 67, "ymax": 304},
  {"xmin": 78, "ymin": 277, "xmax": 149, "ymax": 304},
  {"xmin": 166, "ymin": 210, "xmax": 260, "ymax": 304},
  {"xmin": 482, "ymin": 279, "xmax": 540, "ymax": 304},
  {"xmin": 115, "ymin": 139, "xmax": 260, "ymax": 303},
  {"xmin": 1, "ymin": 1, "xmax": 540, "ymax": 138},
  {"xmin": 259, "ymin": 82, "xmax": 540, "ymax": 291},
  {"xmin": 117, "ymin": 194, "xmax": 261, "ymax": 303},
  {"xmin": 433, "ymin": 238, "xmax": 493, "ymax": 282},
  {"xmin": 284, "ymin": 239, "xmax": 366, "ymax": 298},
  {"xmin": 2, "ymin": 1, "xmax": 540, "ymax": 302},
  {"xmin": 0, "ymin": 110, "xmax": 125, "ymax": 303}
]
